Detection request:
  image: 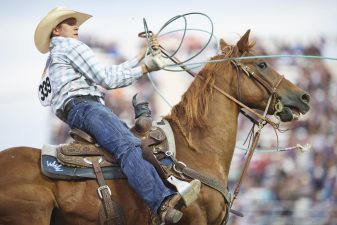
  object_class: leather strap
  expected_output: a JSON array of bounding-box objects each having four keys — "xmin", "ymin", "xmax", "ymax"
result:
[
  {"xmin": 231, "ymin": 129, "xmax": 261, "ymax": 207},
  {"xmin": 178, "ymin": 166, "xmax": 231, "ymax": 205},
  {"xmin": 173, "ymin": 161, "xmax": 231, "ymax": 225},
  {"xmin": 92, "ymin": 159, "xmax": 126, "ymax": 225}
]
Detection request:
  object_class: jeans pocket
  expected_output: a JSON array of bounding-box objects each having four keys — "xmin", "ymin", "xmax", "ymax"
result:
[{"xmin": 67, "ymin": 107, "xmax": 84, "ymax": 129}]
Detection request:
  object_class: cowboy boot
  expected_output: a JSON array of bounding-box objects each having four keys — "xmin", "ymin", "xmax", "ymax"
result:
[{"xmin": 158, "ymin": 179, "xmax": 201, "ymax": 224}]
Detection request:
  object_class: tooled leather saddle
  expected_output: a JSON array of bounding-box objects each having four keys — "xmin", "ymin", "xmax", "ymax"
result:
[{"xmin": 56, "ymin": 119, "xmax": 174, "ymax": 181}]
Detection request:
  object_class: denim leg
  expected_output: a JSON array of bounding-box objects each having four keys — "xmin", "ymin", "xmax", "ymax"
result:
[{"xmin": 66, "ymin": 99, "xmax": 174, "ymax": 212}]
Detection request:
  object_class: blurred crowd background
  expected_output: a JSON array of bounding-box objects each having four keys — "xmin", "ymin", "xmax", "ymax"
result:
[{"xmin": 48, "ymin": 33, "xmax": 337, "ymax": 225}]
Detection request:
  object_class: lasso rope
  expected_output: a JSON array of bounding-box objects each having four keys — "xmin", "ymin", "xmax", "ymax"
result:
[
  {"xmin": 143, "ymin": 12, "xmax": 337, "ymax": 70},
  {"xmin": 142, "ymin": 12, "xmax": 337, "ymax": 103},
  {"xmin": 165, "ymin": 54, "xmax": 337, "ymax": 71}
]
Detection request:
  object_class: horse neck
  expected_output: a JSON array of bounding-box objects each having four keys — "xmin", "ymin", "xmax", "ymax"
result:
[
  {"xmin": 169, "ymin": 65, "xmax": 240, "ymax": 178},
  {"xmin": 192, "ymin": 88, "xmax": 239, "ymax": 177}
]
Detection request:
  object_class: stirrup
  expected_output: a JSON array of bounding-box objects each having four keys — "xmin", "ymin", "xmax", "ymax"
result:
[{"xmin": 167, "ymin": 176, "xmax": 201, "ymax": 207}]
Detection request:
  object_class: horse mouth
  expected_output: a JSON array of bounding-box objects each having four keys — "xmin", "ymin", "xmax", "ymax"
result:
[
  {"xmin": 276, "ymin": 105, "xmax": 301, "ymax": 122},
  {"xmin": 289, "ymin": 106, "xmax": 301, "ymax": 120}
]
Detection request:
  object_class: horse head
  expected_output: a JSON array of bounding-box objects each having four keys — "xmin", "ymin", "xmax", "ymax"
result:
[{"xmin": 216, "ymin": 29, "xmax": 310, "ymax": 122}]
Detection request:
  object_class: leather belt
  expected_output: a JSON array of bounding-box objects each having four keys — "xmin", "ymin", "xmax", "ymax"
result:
[{"xmin": 56, "ymin": 95, "xmax": 102, "ymax": 121}]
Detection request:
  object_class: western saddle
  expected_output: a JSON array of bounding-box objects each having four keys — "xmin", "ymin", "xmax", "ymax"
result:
[{"xmin": 54, "ymin": 95, "xmax": 178, "ymax": 225}]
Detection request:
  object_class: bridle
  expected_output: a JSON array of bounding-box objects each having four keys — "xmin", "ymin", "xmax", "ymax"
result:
[
  {"xmin": 165, "ymin": 46, "xmax": 285, "ymax": 128},
  {"xmin": 223, "ymin": 48, "xmax": 285, "ymax": 128}
]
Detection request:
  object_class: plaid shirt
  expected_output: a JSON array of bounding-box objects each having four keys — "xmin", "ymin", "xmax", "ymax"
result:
[{"xmin": 46, "ymin": 36, "xmax": 143, "ymax": 113}]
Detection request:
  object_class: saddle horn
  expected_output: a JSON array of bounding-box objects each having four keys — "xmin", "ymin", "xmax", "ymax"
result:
[{"xmin": 132, "ymin": 94, "xmax": 152, "ymax": 135}]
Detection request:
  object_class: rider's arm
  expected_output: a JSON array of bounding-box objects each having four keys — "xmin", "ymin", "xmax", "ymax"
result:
[{"xmin": 67, "ymin": 41, "xmax": 144, "ymax": 90}]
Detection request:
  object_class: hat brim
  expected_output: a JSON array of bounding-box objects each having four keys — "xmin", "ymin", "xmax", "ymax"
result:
[{"xmin": 34, "ymin": 9, "xmax": 92, "ymax": 54}]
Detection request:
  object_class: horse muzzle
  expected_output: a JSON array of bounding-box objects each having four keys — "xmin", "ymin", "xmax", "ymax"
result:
[{"xmin": 275, "ymin": 92, "xmax": 310, "ymax": 122}]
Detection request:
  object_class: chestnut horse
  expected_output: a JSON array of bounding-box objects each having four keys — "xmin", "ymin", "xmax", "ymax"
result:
[{"xmin": 0, "ymin": 30, "xmax": 310, "ymax": 225}]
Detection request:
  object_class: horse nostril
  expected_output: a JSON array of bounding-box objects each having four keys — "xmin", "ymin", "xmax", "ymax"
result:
[{"xmin": 301, "ymin": 93, "xmax": 310, "ymax": 104}]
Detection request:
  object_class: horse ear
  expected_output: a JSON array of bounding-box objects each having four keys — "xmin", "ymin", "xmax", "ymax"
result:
[
  {"xmin": 237, "ymin": 29, "xmax": 251, "ymax": 53},
  {"xmin": 219, "ymin": 38, "xmax": 228, "ymax": 50}
]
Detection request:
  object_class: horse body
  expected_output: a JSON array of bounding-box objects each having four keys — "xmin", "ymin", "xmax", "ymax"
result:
[
  {"xmin": 0, "ymin": 30, "xmax": 310, "ymax": 225},
  {"xmin": 0, "ymin": 147, "xmax": 149, "ymax": 225}
]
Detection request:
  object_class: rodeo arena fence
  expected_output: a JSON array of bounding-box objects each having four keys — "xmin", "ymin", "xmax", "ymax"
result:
[{"xmin": 49, "ymin": 15, "xmax": 337, "ymax": 225}]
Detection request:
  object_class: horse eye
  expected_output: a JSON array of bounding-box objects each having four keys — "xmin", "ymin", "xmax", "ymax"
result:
[{"xmin": 257, "ymin": 62, "xmax": 267, "ymax": 69}]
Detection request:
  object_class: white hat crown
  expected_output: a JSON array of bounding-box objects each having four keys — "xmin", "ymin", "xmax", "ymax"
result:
[{"xmin": 34, "ymin": 7, "xmax": 92, "ymax": 54}]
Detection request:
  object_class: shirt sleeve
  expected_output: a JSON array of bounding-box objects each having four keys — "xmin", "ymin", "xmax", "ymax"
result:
[{"xmin": 67, "ymin": 41, "xmax": 143, "ymax": 90}]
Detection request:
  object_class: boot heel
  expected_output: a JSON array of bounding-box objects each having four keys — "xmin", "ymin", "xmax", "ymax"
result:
[{"xmin": 159, "ymin": 201, "xmax": 183, "ymax": 224}]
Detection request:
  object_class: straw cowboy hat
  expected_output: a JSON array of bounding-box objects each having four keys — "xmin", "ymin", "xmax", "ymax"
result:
[{"xmin": 34, "ymin": 7, "xmax": 92, "ymax": 54}]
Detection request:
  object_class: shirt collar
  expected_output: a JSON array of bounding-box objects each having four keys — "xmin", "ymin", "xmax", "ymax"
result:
[
  {"xmin": 49, "ymin": 36, "xmax": 80, "ymax": 51},
  {"xmin": 49, "ymin": 36, "xmax": 66, "ymax": 50}
]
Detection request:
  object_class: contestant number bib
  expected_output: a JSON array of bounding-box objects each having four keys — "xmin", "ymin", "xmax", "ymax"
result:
[
  {"xmin": 38, "ymin": 57, "xmax": 53, "ymax": 106},
  {"xmin": 38, "ymin": 75, "xmax": 53, "ymax": 106}
]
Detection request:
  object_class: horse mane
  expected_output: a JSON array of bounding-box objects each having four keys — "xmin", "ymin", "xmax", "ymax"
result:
[{"xmin": 165, "ymin": 41, "xmax": 255, "ymax": 131}]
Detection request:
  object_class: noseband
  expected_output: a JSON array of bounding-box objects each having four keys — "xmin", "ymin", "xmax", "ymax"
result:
[{"xmin": 230, "ymin": 51, "xmax": 285, "ymax": 124}]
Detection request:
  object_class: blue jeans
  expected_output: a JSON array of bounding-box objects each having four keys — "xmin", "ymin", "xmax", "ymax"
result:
[{"xmin": 65, "ymin": 98, "xmax": 174, "ymax": 212}]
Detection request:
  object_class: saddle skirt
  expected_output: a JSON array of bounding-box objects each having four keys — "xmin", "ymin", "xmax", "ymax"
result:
[{"xmin": 41, "ymin": 119, "xmax": 176, "ymax": 180}]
